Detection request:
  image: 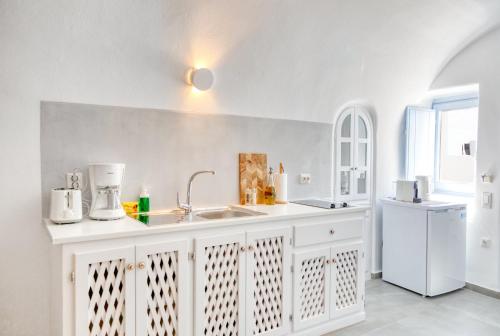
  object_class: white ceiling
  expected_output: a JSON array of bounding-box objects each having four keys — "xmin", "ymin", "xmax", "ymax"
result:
[
  {"xmin": 2, "ymin": 0, "xmax": 499, "ymax": 125},
  {"xmin": 181, "ymin": 0, "xmax": 500, "ymax": 122}
]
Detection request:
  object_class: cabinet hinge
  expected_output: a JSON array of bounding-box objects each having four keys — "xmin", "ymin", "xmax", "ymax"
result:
[
  {"xmin": 289, "ymin": 314, "xmax": 293, "ymax": 322},
  {"xmin": 70, "ymin": 271, "xmax": 75, "ymax": 283},
  {"xmin": 290, "ymin": 265, "xmax": 294, "ymax": 273},
  {"xmin": 189, "ymin": 252, "xmax": 195, "ymax": 261},
  {"xmin": 290, "ymin": 237, "xmax": 293, "ymax": 246}
]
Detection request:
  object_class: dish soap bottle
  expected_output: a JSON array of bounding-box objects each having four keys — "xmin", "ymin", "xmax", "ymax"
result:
[
  {"xmin": 138, "ymin": 187, "xmax": 150, "ymax": 213},
  {"xmin": 264, "ymin": 167, "xmax": 276, "ymax": 205}
]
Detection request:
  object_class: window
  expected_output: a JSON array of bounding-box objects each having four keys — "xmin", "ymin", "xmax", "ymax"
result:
[
  {"xmin": 405, "ymin": 93, "xmax": 479, "ymax": 195},
  {"xmin": 433, "ymin": 95, "xmax": 478, "ymax": 194}
]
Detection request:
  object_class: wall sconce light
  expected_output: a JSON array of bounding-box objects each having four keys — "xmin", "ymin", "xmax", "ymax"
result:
[{"xmin": 185, "ymin": 68, "xmax": 214, "ymax": 91}]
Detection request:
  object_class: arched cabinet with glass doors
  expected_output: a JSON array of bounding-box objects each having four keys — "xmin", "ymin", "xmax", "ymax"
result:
[{"xmin": 335, "ymin": 106, "xmax": 372, "ymax": 201}]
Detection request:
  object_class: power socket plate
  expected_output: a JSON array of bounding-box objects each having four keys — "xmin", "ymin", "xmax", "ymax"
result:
[
  {"xmin": 300, "ymin": 173, "xmax": 311, "ymax": 184},
  {"xmin": 66, "ymin": 172, "xmax": 83, "ymax": 189}
]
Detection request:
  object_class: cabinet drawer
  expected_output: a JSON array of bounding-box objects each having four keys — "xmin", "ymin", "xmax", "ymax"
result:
[{"xmin": 294, "ymin": 218, "xmax": 363, "ymax": 247}]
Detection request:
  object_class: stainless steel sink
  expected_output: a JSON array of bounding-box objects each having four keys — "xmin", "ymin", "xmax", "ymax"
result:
[
  {"xmin": 195, "ymin": 207, "xmax": 265, "ymax": 220},
  {"xmin": 131, "ymin": 210, "xmax": 190, "ymax": 226},
  {"xmin": 131, "ymin": 207, "xmax": 265, "ymax": 226}
]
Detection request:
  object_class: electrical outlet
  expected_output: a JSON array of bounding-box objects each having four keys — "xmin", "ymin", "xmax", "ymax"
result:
[
  {"xmin": 300, "ymin": 173, "xmax": 311, "ymax": 184},
  {"xmin": 482, "ymin": 192, "xmax": 492, "ymax": 209},
  {"xmin": 66, "ymin": 172, "xmax": 83, "ymax": 189},
  {"xmin": 480, "ymin": 237, "xmax": 491, "ymax": 248}
]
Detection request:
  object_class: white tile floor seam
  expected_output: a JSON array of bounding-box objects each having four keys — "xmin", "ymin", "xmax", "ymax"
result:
[{"xmin": 324, "ymin": 279, "xmax": 500, "ymax": 336}]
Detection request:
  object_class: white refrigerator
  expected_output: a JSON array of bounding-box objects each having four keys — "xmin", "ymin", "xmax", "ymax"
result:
[{"xmin": 382, "ymin": 198, "xmax": 466, "ymax": 296}]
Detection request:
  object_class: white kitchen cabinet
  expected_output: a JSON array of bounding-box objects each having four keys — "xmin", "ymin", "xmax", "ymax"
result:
[
  {"xmin": 335, "ymin": 106, "xmax": 372, "ymax": 201},
  {"xmin": 195, "ymin": 233, "xmax": 247, "ymax": 336},
  {"xmin": 48, "ymin": 204, "xmax": 368, "ymax": 336},
  {"xmin": 136, "ymin": 240, "xmax": 189, "ymax": 336},
  {"xmin": 292, "ymin": 248, "xmax": 331, "ymax": 331},
  {"xmin": 74, "ymin": 240, "xmax": 188, "ymax": 336},
  {"xmin": 195, "ymin": 228, "xmax": 292, "ymax": 336},
  {"xmin": 330, "ymin": 242, "xmax": 364, "ymax": 319},
  {"xmin": 292, "ymin": 243, "xmax": 364, "ymax": 331},
  {"xmin": 74, "ymin": 246, "xmax": 136, "ymax": 336},
  {"xmin": 294, "ymin": 218, "xmax": 363, "ymax": 247},
  {"xmin": 246, "ymin": 228, "xmax": 291, "ymax": 336}
]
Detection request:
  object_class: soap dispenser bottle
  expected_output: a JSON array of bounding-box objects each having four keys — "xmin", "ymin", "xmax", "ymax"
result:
[
  {"xmin": 138, "ymin": 187, "xmax": 150, "ymax": 213},
  {"xmin": 264, "ymin": 167, "xmax": 276, "ymax": 205}
]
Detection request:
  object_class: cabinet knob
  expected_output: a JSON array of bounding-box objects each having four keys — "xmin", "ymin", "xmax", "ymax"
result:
[
  {"xmin": 248, "ymin": 245, "xmax": 255, "ymax": 251},
  {"xmin": 240, "ymin": 246, "xmax": 246, "ymax": 252},
  {"xmin": 326, "ymin": 259, "xmax": 331, "ymax": 265},
  {"xmin": 126, "ymin": 263, "xmax": 135, "ymax": 272},
  {"xmin": 332, "ymin": 259, "xmax": 336, "ymax": 264},
  {"xmin": 330, "ymin": 229, "xmax": 335, "ymax": 235},
  {"xmin": 137, "ymin": 262, "xmax": 145, "ymax": 270}
]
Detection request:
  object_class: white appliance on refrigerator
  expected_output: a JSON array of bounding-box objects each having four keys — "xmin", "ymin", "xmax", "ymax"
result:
[{"xmin": 382, "ymin": 198, "xmax": 466, "ymax": 296}]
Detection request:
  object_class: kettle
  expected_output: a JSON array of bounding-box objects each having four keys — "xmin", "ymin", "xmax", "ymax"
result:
[
  {"xmin": 415, "ymin": 175, "xmax": 431, "ymax": 201},
  {"xmin": 50, "ymin": 188, "xmax": 83, "ymax": 224}
]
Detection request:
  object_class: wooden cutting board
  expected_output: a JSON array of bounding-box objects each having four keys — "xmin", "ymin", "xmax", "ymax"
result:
[{"xmin": 239, "ymin": 153, "xmax": 267, "ymax": 204}]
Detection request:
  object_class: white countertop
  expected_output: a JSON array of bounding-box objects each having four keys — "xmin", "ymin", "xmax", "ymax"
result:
[
  {"xmin": 45, "ymin": 203, "xmax": 369, "ymax": 245},
  {"xmin": 380, "ymin": 197, "xmax": 467, "ymax": 210}
]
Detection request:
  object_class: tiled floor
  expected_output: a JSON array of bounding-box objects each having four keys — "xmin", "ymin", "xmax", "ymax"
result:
[{"xmin": 325, "ymin": 279, "xmax": 500, "ymax": 336}]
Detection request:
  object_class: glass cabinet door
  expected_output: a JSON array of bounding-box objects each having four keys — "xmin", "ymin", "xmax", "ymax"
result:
[
  {"xmin": 336, "ymin": 107, "xmax": 371, "ymax": 201},
  {"xmin": 338, "ymin": 109, "xmax": 355, "ymax": 197},
  {"xmin": 354, "ymin": 116, "xmax": 369, "ymax": 198}
]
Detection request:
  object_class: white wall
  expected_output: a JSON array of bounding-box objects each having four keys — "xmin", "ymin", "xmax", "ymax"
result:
[
  {"xmin": 1, "ymin": 0, "xmax": 500, "ymax": 334},
  {"xmin": 432, "ymin": 27, "xmax": 500, "ymax": 292}
]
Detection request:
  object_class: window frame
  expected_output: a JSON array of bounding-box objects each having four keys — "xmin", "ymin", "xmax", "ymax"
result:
[{"xmin": 432, "ymin": 93, "xmax": 479, "ymax": 196}]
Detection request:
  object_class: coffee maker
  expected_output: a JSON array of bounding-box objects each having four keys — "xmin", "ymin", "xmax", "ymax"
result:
[{"xmin": 89, "ymin": 163, "xmax": 126, "ymax": 220}]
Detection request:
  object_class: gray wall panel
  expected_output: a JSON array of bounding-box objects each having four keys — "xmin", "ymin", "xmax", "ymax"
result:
[{"xmin": 41, "ymin": 101, "xmax": 332, "ymax": 215}]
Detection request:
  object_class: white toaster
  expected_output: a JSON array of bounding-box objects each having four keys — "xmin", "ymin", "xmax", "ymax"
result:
[
  {"xmin": 50, "ymin": 188, "xmax": 83, "ymax": 224},
  {"xmin": 396, "ymin": 180, "xmax": 417, "ymax": 202}
]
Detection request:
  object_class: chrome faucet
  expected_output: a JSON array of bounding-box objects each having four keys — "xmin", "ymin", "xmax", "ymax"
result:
[{"xmin": 177, "ymin": 170, "xmax": 216, "ymax": 214}]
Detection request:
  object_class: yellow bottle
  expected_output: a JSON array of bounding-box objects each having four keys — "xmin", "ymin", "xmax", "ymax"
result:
[{"xmin": 264, "ymin": 167, "xmax": 276, "ymax": 205}]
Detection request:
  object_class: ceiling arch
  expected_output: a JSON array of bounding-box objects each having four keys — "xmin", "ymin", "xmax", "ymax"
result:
[{"xmin": 183, "ymin": 0, "xmax": 500, "ymax": 122}]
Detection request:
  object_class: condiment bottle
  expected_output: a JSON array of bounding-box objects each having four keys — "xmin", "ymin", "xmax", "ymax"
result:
[{"xmin": 264, "ymin": 167, "xmax": 276, "ymax": 205}]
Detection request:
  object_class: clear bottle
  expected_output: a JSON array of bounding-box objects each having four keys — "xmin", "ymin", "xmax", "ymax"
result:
[
  {"xmin": 264, "ymin": 167, "xmax": 276, "ymax": 205},
  {"xmin": 245, "ymin": 188, "xmax": 252, "ymax": 205},
  {"xmin": 251, "ymin": 188, "xmax": 257, "ymax": 205}
]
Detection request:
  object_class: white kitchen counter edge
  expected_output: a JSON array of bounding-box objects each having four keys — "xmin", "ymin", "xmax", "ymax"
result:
[
  {"xmin": 380, "ymin": 197, "xmax": 467, "ymax": 210},
  {"xmin": 44, "ymin": 203, "xmax": 370, "ymax": 245}
]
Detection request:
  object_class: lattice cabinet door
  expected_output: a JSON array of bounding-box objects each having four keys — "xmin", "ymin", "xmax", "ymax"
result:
[
  {"xmin": 194, "ymin": 233, "xmax": 246, "ymax": 336},
  {"xmin": 74, "ymin": 246, "xmax": 136, "ymax": 336},
  {"xmin": 245, "ymin": 228, "xmax": 292, "ymax": 336},
  {"xmin": 292, "ymin": 248, "xmax": 331, "ymax": 331},
  {"xmin": 330, "ymin": 242, "xmax": 364, "ymax": 319},
  {"xmin": 135, "ymin": 240, "xmax": 188, "ymax": 336}
]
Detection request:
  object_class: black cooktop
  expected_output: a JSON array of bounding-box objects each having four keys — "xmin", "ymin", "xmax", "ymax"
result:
[{"xmin": 291, "ymin": 199, "xmax": 349, "ymax": 209}]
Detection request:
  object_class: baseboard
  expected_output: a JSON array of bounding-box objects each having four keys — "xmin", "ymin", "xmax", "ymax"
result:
[
  {"xmin": 466, "ymin": 282, "xmax": 500, "ymax": 299},
  {"xmin": 368, "ymin": 273, "xmax": 499, "ymax": 299},
  {"xmin": 291, "ymin": 312, "xmax": 366, "ymax": 336}
]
